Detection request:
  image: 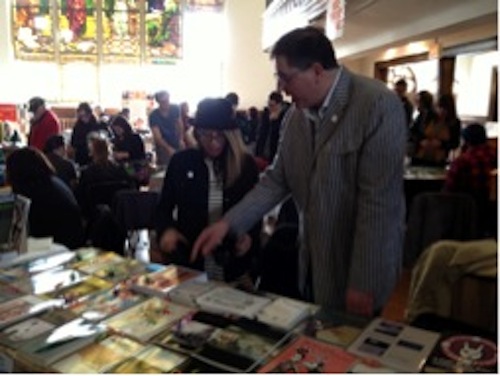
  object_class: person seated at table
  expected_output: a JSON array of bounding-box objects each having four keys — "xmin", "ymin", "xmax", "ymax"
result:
[
  {"xmin": 110, "ymin": 115, "xmax": 146, "ymax": 163},
  {"xmin": 5, "ymin": 147, "xmax": 85, "ymax": 249},
  {"xmin": 75, "ymin": 134, "xmax": 135, "ymax": 220},
  {"xmin": 43, "ymin": 134, "xmax": 78, "ymax": 191},
  {"xmin": 155, "ymin": 97, "xmax": 261, "ymax": 285},
  {"xmin": 444, "ymin": 123, "xmax": 497, "ymax": 236}
]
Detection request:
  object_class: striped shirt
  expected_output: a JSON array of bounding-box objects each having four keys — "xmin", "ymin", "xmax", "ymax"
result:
[{"xmin": 203, "ymin": 158, "xmax": 225, "ymax": 281}]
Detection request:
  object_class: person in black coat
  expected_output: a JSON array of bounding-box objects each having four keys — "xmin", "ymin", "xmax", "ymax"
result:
[
  {"xmin": 6, "ymin": 147, "xmax": 85, "ymax": 250},
  {"xmin": 109, "ymin": 115, "xmax": 146, "ymax": 163},
  {"xmin": 155, "ymin": 98, "xmax": 261, "ymax": 283}
]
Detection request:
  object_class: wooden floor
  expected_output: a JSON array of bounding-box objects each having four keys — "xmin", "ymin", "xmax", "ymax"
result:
[{"xmin": 381, "ymin": 268, "xmax": 412, "ymax": 322}]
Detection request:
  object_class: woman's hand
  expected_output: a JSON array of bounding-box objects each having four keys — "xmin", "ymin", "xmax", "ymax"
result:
[
  {"xmin": 159, "ymin": 228, "xmax": 188, "ymax": 253},
  {"xmin": 234, "ymin": 234, "xmax": 252, "ymax": 256}
]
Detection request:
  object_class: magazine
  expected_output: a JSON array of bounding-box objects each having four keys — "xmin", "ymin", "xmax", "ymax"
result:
[
  {"xmin": 92, "ymin": 258, "xmax": 148, "ymax": 284},
  {"xmin": 424, "ymin": 332, "xmax": 497, "ymax": 373},
  {"xmin": 28, "ymin": 266, "xmax": 86, "ymax": 295},
  {"xmin": 257, "ymin": 335, "xmax": 358, "ymax": 373},
  {"xmin": 51, "ymin": 334, "xmax": 144, "ymax": 373},
  {"xmin": 347, "ymin": 317, "xmax": 440, "ymax": 373},
  {"xmin": 0, "ymin": 280, "xmax": 24, "ymax": 303},
  {"xmin": 104, "ymin": 297, "xmax": 192, "ymax": 342},
  {"xmin": 315, "ymin": 324, "xmax": 362, "ymax": 348}
]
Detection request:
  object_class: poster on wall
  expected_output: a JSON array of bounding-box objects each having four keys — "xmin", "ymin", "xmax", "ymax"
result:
[
  {"xmin": 0, "ymin": 105, "xmax": 18, "ymax": 123},
  {"xmin": 326, "ymin": 0, "xmax": 345, "ymax": 40}
]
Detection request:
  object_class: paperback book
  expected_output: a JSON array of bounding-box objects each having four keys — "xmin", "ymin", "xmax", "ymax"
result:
[
  {"xmin": 129, "ymin": 264, "xmax": 208, "ymax": 298},
  {"xmin": 68, "ymin": 283, "xmax": 146, "ymax": 321},
  {"xmin": 28, "ymin": 266, "xmax": 85, "ymax": 295},
  {"xmin": 18, "ymin": 317, "xmax": 107, "ymax": 365},
  {"xmin": 92, "ymin": 258, "xmax": 148, "ymax": 284},
  {"xmin": 196, "ymin": 324, "xmax": 288, "ymax": 372},
  {"xmin": 195, "ymin": 286, "xmax": 272, "ymax": 319},
  {"xmin": 71, "ymin": 251, "xmax": 125, "ymax": 275},
  {"xmin": 104, "ymin": 297, "xmax": 192, "ymax": 342},
  {"xmin": 315, "ymin": 324, "xmax": 363, "ymax": 348},
  {"xmin": 257, "ymin": 335, "xmax": 358, "ymax": 373},
  {"xmin": 256, "ymin": 296, "xmax": 312, "ymax": 330},
  {"xmin": 168, "ymin": 279, "xmax": 220, "ymax": 308},
  {"xmin": 42, "ymin": 275, "xmax": 113, "ymax": 304},
  {"xmin": 103, "ymin": 344, "xmax": 188, "ymax": 373},
  {"xmin": 0, "ymin": 308, "xmax": 77, "ymax": 349},
  {"xmin": 347, "ymin": 317, "xmax": 440, "ymax": 373},
  {"xmin": 155, "ymin": 312, "xmax": 218, "ymax": 353},
  {"xmin": 51, "ymin": 334, "xmax": 144, "ymax": 373},
  {"xmin": 0, "ymin": 280, "xmax": 24, "ymax": 303},
  {"xmin": 0, "ymin": 295, "xmax": 50, "ymax": 329}
]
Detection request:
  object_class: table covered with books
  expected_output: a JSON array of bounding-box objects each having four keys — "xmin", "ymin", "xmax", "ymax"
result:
[{"xmin": 0, "ymin": 247, "xmax": 496, "ymax": 373}]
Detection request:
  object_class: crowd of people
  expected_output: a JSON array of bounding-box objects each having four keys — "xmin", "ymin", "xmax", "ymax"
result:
[{"xmin": 2, "ymin": 26, "xmax": 496, "ymax": 319}]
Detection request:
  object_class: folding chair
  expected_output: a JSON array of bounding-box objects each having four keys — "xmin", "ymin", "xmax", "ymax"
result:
[{"xmin": 113, "ymin": 190, "xmax": 159, "ymax": 258}]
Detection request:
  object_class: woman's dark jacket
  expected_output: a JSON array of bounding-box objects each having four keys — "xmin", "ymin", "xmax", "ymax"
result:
[{"xmin": 155, "ymin": 148, "xmax": 261, "ymax": 281}]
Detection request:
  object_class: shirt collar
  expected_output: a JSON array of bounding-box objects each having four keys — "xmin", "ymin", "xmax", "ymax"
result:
[{"xmin": 305, "ymin": 65, "xmax": 343, "ymax": 122}]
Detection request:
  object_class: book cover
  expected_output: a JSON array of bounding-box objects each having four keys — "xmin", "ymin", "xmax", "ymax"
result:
[
  {"xmin": 68, "ymin": 283, "xmax": 146, "ymax": 321},
  {"xmin": 103, "ymin": 344, "xmax": 188, "ymax": 373},
  {"xmin": 51, "ymin": 334, "xmax": 144, "ymax": 373},
  {"xmin": 197, "ymin": 324, "xmax": 287, "ymax": 372},
  {"xmin": 195, "ymin": 286, "xmax": 272, "ymax": 319},
  {"xmin": 347, "ymin": 317, "xmax": 440, "ymax": 373},
  {"xmin": 256, "ymin": 296, "xmax": 312, "ymax": 330},
  {"xmin": 0, "ymin": 280, "xmax": 24, "ymax": 303},
  {"xmin": 257, "ymin": 335, "xmax": 358, "ymax": 373},
  {"xmin": 92, "ymin": 258, "xmax": 148, "ymax": 284},
  {"xmin": 42, "ymin": 275, "xmax": 113, "ymax": 304},
  {"xmin": 171, "ymin": 356, "xmax": 235, "ymax": 373},
  {"xmin": 104, "ymin": 297, "xmax": 192, "ymax": 342},
  {"xmin": 129, "ymin": 264, "xmax": 208, "ymax": 298},
  {"xmin": 18, "ymin": 317, "xmax": 107, "ymax": 365},
  {"xmin": 28, "ymin": 266, "xmax": 85, "ymax": 295},
  {"xmin": 0, "ymin": 295, "xmax": 49, "ymax": 328},
  {"xmin": 0, "ymin": 308, "xmax": 76, "ymax": 349},
  {"xmin": 168, "ymin": 279, "xmax": 220, "ymax": 308},
  {"xmin": 71, "ymin": 251, "xmax": 125, "ymax": 275},
  {"xmin": 315, "ymin": 324, "xmax": 362, "ymax": 348},
  {"xmin": 155, "ymin": 312, "xmax": 217, "ymax": 353},
  {"xmin": 424, "ymin": 333, "xmax": 497, "ymax": 373}
]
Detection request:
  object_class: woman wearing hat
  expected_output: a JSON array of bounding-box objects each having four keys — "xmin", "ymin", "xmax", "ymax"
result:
[{"xmin": 155, "ymin": 98, "xmax": 261, "ymax": 284}]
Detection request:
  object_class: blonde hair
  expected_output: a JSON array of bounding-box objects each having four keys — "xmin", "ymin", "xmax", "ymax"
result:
[{"xmin": 223, "ymin": 129, "xmax": 249, "ymax": 187}]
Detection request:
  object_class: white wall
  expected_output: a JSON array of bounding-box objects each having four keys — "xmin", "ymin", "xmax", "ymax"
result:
[{"xmin": 223, "ymin": 0, "xmax": 276, "ymax": 109}]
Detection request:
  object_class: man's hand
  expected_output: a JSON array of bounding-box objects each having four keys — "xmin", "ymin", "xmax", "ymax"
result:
[
  {"xmin": 191, "ymin": 220, "xmax": 230, "ymax": 262},
  {"xmin": 346, "ymin": 288, "xmax": 374, "ymax": 317},
  {"xmin": 159, "ymin": 228, "xmax": 187, "ymax": 253}
]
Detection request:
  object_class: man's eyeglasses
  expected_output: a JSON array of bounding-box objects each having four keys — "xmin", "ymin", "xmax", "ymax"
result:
[{"xmin": 274, "ymin": 69, "xmax": 301, "ymax": 84}]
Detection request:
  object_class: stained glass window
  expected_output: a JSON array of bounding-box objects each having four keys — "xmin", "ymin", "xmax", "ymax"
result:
[
  {"xmin": 58, "ymin": 0, "xmax": 98, "ymax": 62},
  {"xmin": 145, "ymin": 0, "xmax": 182, "ymax": 63},
  {"xmin": 12, "ymin": 0, "xmax": 56, "ymax": 61},
  {"xmin": 10, "ymin": 0, "xmax": 194, "ymax": 64},
  {"xmin": 101, "ymin": 0, "xmax": 140, "ymax": 63}
]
